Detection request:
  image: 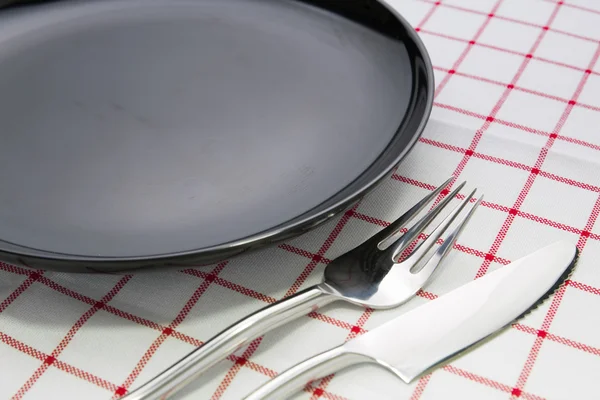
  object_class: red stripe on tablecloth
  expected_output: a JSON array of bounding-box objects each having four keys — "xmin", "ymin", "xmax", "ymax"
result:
[
  {"xmin": 433, "ymin": 0, "xmax": 504, "ymax": 97},
  {"xmin": 234, "ymin": 356, "xmax": 278, "ymax": 379},
  {"xmin": 443, "ymin": 365, "xmax": 545, "ymax": 400},
  {"xmin": 410, "ymin": 374, "xmax": 433, "ymax": 400},
  {"xmin": 0, "ymin": 272, "xmax": 42, "ymax": 314},
  {"xmin": 543, "ymin": 0, "xmax": 600, "ymax": 15},
  {"xmin": 420, "ymin": 137, "xmax": 533, "ymax": 172},
  {"xmin": 304, "ymin": 382, "xmax": 350, "ymax": 400},
  {"xmin": 10, "ymin": 276, "xmax": 131, "ymax": 399},
  {"xmin": 391, "ymin": 174, "xmax": 440, "ymax": 191},
  {"xmin": 419, "ymin": 136, "xmax": 600, "ymax": 196},
  {"xmin": 417, "ymin": 289, "xmax": 439, "ymax": 301},
  {"xmin": 567, "ymin": 280, "xmax": 600, "ymax": 296},
  {"xmin": 513, "ymin": 287, "xmax": 567, "ymax": 394},
  {"xmin": 307, "ymin": 311, "xmax": 367, "ymax": 333},
  {"xmin": 510, "ymin": 40, "xmax": 600, "ymax": 396},
  {"xmin": 0, "ymin": 331, "xmax": 46, "ymax": 362},
  {"xmin": 308, "ymin": 308, "xmax": 374, "ymax": 399},
  {"xmin": 419, "ymin": 0, "xmax": 600, "ymax": 44},
  {"xmin": 182, "ymin": 268, "xmax": 278, "ymax": 304},
  {"xmin": 0, "ymin": 262, "xmax": 32, "ymax": 276},
  {"xmin": 434, "ymin": 101, "xmax": 600, "ymax": 153},
  {"xmin": 210, "ymin": 337, "xmax": 263, "ymax": 400},
  {"xmin": 0, "ymin": 331, "xmax": 120, "ymax": 392},
  {"xmin": 351, "ymin": 212, "xmax": 392, "ymax": 228},
  {"xmin": 390, "ymin": 177, "xmax": 600, "ymax": 256},
  {"xmin": 433, "ymin": 65, "xmax": 600, "ymax": 114},
  {"xmin": 278, "ymin": 244, "xmax": 333, "ymax": 264},
  {"xmin": 414, "ymin": 0, "xmax": 442, "ymax": 30},
  {"xmin": 421, "ymin": 28, "xmax": 600, "ymax": 77},
  {"xmin": 513, "ymin": 322, "xmax": 600, "ymax": 357},
  {"xmin": 546, "ymin": 332, "xmax": 600, "ymax": 357},
  {"xmin": 285, "ymin": 205, "xmax": 360, "ymax": 298},
  {"xmin": 117, "ymin": 262, "xmax": 228, "ymax": 395}
]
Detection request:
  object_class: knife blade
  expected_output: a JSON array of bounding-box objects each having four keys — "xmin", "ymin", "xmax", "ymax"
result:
[{"xmin": 243, "ymin": 240, "xmax": 578, "ymax": 400}]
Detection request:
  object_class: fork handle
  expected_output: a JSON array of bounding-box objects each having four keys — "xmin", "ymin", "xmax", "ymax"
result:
[
  {"xmin": 121, "ymin": 285, "xmax": 336, "ymax": 400},
  {"xmin": 243, "ymin": 346, "xmax": 373, "ymax": 400}
]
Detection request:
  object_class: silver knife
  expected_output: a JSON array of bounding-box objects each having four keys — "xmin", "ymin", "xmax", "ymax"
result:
[{"xmin": 242, "ymin": 240, "xmax": 578, "ymax": 400}]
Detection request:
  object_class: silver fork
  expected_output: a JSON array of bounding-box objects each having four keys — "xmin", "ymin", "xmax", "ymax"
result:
[{"xmin": 122, "ymin": 177, "xmax": 482, "ymax": 400}]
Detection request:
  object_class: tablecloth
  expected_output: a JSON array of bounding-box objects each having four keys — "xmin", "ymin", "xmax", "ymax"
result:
[{"xmin": 1, "ymin": 0, "xmax": 600, "ymax": 399}]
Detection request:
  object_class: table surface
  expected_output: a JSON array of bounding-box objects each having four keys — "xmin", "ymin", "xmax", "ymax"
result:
[{"xmin": 2, "ymin": 0, "xmax": 600, "ymax": 399}]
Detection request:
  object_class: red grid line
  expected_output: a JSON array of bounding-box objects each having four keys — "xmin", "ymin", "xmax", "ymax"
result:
[
  {"xmin": 546, "ymin": 332, "xmax": 600, "ymax": 357},
  {"xmin": 286, "ymin": 205, "xmax": 359, "ymax": 298},
  {"xmin": 0, "ymin": 273, "xmax": 40, "ymax": 314},
  {"xmin": 442, "ymin": 365, "xmax": 545, "ymax": 400},
  {"xmin": 513, "ymin": 322, "xmax": 600, "ymax": 358},
  {"xmin": 13, "ymin": 275, "xmax": 132, "ymax": 399},
  {"xmin": 278, "ymin": 243, "xmax": 333, "ymax": 264},
  {"xmin": 419, "ymin": 0, "xmax": 600, "ymax": 44},
  {"xmin": 409, "ymin": 374, "xmax": 433, "ymax": 400},
  {"xmin": 304, "ymin": 382, "xmax": 350, "ymax": 400},
  {"xmin": 419, "ymin": 135, "xmax": 600, "ymax": 198},
  {"xmin": 351, "ymin": 212, "xmax": 391, "ymax": 228},
  {"xmin": 567, "ymin": 280, "xmax": 600, "ymax": 296},
  {"xmin": 420, "ymin": 28, "xmax": 600, "ymax": 77},
  {"xmin": 414, "ymin": 0, "xmax": 441, "ymax": 30},
  {"xmin": 117, "ymin": 262, "xmax": 228, "ymax": 395},
  {"xmin": 211, "ymin": 337, "xmax": 263, "ymax": 400},
  {"xmin": 432, "ymin": 0, "xmax": 503, "ymax": 97},
  {"xmin": 308, "ymin": 308, "xmax": 374, "ymax": 399},
  {"xmin": 182, "ymin": 269, "xmax": 278, "ymax": 304},
  {"xmin": 0, "ymin": 331, "xmax": 120, "ymax": 393},
  {"xmin": 0, "ymin": 262, "xmax": 32, "ymax": 276},
  {"xmin": 432, "ymin": 64, "xmax": 600, "ymax": 115},
  {"xmin": 232, "ymin": 356, "xmax": 278, "ymax": 379},
  {"xmin": 433, "ymin": 101, "xmax": 600, "ymax": 153},
  {"xmin": 543, "ymin": 0, "xmax": 600, "ymax": 16}
]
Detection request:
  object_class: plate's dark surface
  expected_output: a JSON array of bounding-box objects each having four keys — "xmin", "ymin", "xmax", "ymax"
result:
[{"xmin": 0, "ymin": 0, "xmax": 433, "ymax": 271}]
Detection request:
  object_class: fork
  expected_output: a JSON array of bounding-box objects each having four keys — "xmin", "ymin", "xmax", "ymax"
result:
[{"xmin": 122, "ymin": 177, "xmax": 482, "ymax": 400}]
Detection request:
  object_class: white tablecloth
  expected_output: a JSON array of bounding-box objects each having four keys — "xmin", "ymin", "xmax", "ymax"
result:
[{"xmin": 2, "ymin": 0, "xmax": 600, "ymax": 399}]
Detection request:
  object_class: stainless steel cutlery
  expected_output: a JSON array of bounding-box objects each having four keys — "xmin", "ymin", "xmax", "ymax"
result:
[
  {"xmin": 243, "ymin": 240, "xmax": 578, "ymax": 399},
  {"xmin": 123, "ymin": 177, "xmax": 482, "ymax": 399}
]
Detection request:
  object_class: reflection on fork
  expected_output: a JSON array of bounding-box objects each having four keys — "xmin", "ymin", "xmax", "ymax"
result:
[{"xmin": 121, "ymin": 176, "xmax": 483, "ymax": 400}]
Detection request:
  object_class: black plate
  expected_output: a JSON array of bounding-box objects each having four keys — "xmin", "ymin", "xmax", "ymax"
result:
[{"xmin": 0, "ymin": 0, "xmax": 433, "ymax": 272}]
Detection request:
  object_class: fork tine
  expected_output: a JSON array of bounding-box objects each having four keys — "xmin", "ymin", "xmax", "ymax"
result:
[
  {"xmin": 378, "ymin": 179, "xmax": 467, "ymax": 254},
  {"xmin": 372, "ymin": 176, "xmax": 454, "ymax": 250},
  {"xmin": 406, "ymin": 191, "xmax": 482, "ymax": 288},
  {"xmin": 393, "ymin": 187, "xmax": 478, "ymax": 265}
]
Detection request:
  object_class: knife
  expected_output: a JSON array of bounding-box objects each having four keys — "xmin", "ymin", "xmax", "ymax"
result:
[{"xmin": 242, "ymin": 240, "xmax": 578, "ymax": 400}]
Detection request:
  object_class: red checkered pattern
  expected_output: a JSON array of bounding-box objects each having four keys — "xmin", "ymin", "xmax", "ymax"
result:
[{"xmin": 1, "ymin": 0, "xmax": 600, "ymax": 398}]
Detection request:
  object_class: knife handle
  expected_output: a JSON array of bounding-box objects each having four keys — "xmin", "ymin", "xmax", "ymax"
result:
[
  {"xmin": 243, "ymin": 346, "xmax": 374, "ymax": 400},
  {"xmin": 122, "ymin": 285, "xmax": 336, "ymax": 400}
]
